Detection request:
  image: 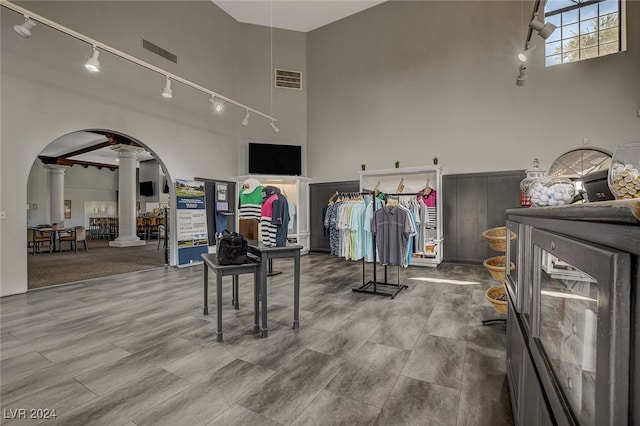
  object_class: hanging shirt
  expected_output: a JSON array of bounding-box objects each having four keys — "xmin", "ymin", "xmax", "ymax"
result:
[
  {"xmin": 349, "ymin": 201, "xmax": 366, "ymax": 261},
  {"xmin": 238, "ymin": 185, "xmax": 264, "ymax": 220},
  {"xmin": 398, "ymin": 204, "xmax": 417, "ymax": 266},
  {"xmin": 325, "ymin": 203, "xmax": 340, "ymax": 256},
  {"xmin": 373, "ymin": 205, "xmax": 414, "ymax": 266},
  {"xmin": 363, "ymin": 197, "xmax": 381, "ymax": 262},
  {"xmin": 288, "ymin": 201, "xmax": 297, "ymax": 232},
  {"xmin": 260, "ymin": 193, "xmax": 278, "ymax": 246},
  {"xmin": 272, "ymin": 194, "xmax": 290, "ymax": 247}
]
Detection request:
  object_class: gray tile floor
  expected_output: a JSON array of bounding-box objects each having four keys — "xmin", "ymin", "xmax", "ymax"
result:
[{"xmin": 0, "ymin": 254, "xmax": 514, "ymax": 425}]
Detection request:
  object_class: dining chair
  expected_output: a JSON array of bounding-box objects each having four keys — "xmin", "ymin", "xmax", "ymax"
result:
[
  {"xmin": 157, "ymin": 224, "xmax": 167, "ymax": 250},
  {"xmin": 74, "ymin": 226, "xmax": 88, "ymax": 252},
  {"xmin": 30, "ymin": 228, "xmax": 53, "ymax": 255},
  {"xmin": 58, "ymin": 228, "xmax": 76, "ymax": 252}
]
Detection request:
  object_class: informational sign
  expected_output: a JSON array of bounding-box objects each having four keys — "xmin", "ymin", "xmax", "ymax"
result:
[
  {"xmin": 216, "ymin": 183, "xmax": 229, "ymax": 212},
  {"xmin": 175, "ymin": 179, "xmax": 208, "ymax": 266}
]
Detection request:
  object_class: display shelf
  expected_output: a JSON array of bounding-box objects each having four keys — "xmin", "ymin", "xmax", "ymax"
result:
[
  {"xmin": 359, "ymin": 166, "xmax": 443, "ymax": 267},
  {"xmin": 234, "ymin": 175, "xmax": 310, "ymax": 254}
]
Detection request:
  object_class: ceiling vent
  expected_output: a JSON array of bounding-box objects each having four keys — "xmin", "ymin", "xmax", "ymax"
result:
[
  {"xmin": 275, "ymin": 69, "xmax": 302, "ymax": 90},
  {"xmin": 142, "ymin": 39, "xmax": 177, "ymax": 64}
]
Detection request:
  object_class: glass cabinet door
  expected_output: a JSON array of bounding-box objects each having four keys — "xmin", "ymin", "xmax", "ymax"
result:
[
  {"xmin": 531, "ymin": 229, "xmax": 630, "ymax": 426},
  {"xmin": 506, "ymin": 221, "xmax": 531, "ymax": 332},
  {"xmin": 505, "ymin": 221, "xmax": 519, "ymax": 306},
  {"xmin": 538, "ymin": 249, "xmax": 597, "ymax": 425}
]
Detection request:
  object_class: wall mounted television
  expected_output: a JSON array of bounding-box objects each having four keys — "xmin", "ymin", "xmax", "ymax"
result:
[
  {"xmin": 139, "ymin": 181, "xmax": 153, "ymax": 196},
  {"xmin": 248, "ymin": 142, "xmax": 302, "ymax": 176}
]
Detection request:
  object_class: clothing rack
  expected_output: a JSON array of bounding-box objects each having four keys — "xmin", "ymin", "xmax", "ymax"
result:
[{"xmin": 352, "ymin": 191, "xmax": 409, "ymax": 299}]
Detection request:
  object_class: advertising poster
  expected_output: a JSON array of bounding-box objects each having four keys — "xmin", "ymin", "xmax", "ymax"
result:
[{"xmin": 175, "ymin": 179, "xmax": 208, "ymax": 266}]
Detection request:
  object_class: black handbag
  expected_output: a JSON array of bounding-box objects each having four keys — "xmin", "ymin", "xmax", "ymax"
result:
[{"xmin": 216, "ymin": 230, "xmax": 248, "ymax": 265}]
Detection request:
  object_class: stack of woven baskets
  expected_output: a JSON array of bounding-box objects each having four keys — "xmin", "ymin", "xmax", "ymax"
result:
[{"xmin": 481, "ymin": 227, "xmax": 515, "ymax": 314}]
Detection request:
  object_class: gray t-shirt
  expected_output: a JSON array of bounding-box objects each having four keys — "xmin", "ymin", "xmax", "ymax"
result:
[{"xmin": 373, "ymin": 205, "xmax": 413, "ymax": 266}]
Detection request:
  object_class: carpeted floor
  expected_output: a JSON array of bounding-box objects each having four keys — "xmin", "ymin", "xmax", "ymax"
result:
[{"xmin": 27, "ymin": 239, "xmax": 166, "ymax": 289}]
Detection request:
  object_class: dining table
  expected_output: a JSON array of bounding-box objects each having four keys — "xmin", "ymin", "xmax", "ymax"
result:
[{"xmin": 30, "ymin": 227, "xmax": 73, "ymax": 252}]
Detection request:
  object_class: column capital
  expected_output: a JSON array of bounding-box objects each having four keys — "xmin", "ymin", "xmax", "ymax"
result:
[
  {"xmin": 111, "ymin": 144, "xmax": 146, "ymax": 157},
  {"xmin": 44, "ymin": 164, "xmax": 70, "ymax": 174}
]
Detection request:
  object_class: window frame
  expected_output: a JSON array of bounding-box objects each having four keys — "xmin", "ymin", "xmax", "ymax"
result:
[{"xmin": 543, "ymin": 0, "xmax": 627, "ymax": 67}]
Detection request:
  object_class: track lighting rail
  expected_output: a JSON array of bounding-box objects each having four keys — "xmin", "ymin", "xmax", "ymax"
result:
[{"xmin": 0, "ymin": 0, "xmax": 278, "ymax": 125}]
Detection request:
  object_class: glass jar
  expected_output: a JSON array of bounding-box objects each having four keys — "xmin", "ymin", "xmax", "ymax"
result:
[
  {"xmin": 608, "ymin": 141, "xmax": 640, "ymax": 200},
  {"xmin": 520, "ymin": 158, "xmax": 546, "ymax": 206},
  {"xmin": 528, "ymin": 177, "xmax": 575, "ymax": 207}
]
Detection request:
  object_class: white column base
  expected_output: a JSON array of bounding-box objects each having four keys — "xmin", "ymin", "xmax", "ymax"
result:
[{"xmin": 109, "ymin": 238, "xmax": 147, "ymax": 247}]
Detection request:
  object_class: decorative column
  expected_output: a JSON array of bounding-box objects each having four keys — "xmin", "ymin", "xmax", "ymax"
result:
[
  {"xmin": 110, "ymin": 144, "xmax": 146, "ymax": 247},
  {"xmin": 46, "ymin": 165, "xmax": 68, "ymax": 225}
]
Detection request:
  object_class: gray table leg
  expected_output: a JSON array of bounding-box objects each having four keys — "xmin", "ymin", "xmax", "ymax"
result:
[
  {"xmin": 253, "ymin": 268, "xmax": 260, "ymax": 334},
  {"xmin": 293, "ymin": 252, "xmax": 300, "ymax": 329},
  {"xmin": 203, "ymin": 265, "xmax": 209, "ymax": 315},
  {"xmin": 261, "ymin": 255, "xmax": 269, "ymax": 338},
  {"xmin": 233, "ymin": 275, "xmax": 239, "ymax": 310},
  {"xmin": 216, "ymin": 272, "xmax": 223, "ymax": 342}
]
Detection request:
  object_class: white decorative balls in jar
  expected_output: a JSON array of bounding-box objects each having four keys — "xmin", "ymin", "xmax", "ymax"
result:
[
  {"xmin": 608, "ymin": 141, "xmax": 640, "ymax": 200},
  {"xmin": 527, "ymin": 177, "xmax": 575, "ymax": 207}
]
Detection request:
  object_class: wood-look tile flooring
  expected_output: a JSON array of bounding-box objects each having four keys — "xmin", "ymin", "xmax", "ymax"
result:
[{"xmin": 0, "ymin": 254, "xmax": 514, "ymax": 425}]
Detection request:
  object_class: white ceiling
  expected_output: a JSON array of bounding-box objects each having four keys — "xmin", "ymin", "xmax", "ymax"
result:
[
  {"xmin": 212, "ymin": 1, "xmax": 387, "ymax": 32},
  {"xmin": 41, "ymin": 131, "xmax": 153, "ymax": 166}
]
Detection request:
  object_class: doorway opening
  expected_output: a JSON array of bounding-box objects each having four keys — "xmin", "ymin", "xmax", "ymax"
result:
[{"xmin": 26, "ymin": 130, "xmax": 172, "ymax": 289}]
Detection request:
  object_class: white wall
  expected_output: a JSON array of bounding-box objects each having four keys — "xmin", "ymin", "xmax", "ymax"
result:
[
  {"xmin": 235, "ymin": 24, "xmax": 308, "ymax": 175},
  {"xmin": 27, "ymin": 160, "xmax": 119, "ymax": 227},
  {"xmin": 307, "ymin": 1, "xmax": 640, "ymax": 181},
  {"xmin": 0, "ymin": 1, "xmax": 307, "ymax": 296}
]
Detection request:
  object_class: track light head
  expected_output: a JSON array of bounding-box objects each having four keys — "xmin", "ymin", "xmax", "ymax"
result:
[
  {"xmin": 84, "ymin": 46, "xmax": 101, "ymax": 72},
  {"xmin": 209, "ymin": 95, "xmax": 224, "ymax": 112},
  {"xmin": 14, "ymin": 16, "xmax": 36, "ymax": 39},
  {"xmin": 529, "ymin": 17, "xmax": 556, "ymax": 40},
  {"xmin": 518, "ymin": 44, "xmax": 537, "ymax": 63},
  {"xmin": 162, "ymin": 76, "xmax": 173, "ymax": 98},
  {"xmin": 270, "ymin": 120, "xmax": 279, "ymax": 133},
  {"xmin": 516, "ymin": 65, "xmax": 528, "ymax": 86},
  {"xmin": 241, "ymin": 111, "xmax": 250, "ymax": 126}
]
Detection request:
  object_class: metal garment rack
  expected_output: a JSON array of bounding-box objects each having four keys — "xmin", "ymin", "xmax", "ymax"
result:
[{"xmin": 352, "ymin": 192, "xmax": 409, "ymax": 299}]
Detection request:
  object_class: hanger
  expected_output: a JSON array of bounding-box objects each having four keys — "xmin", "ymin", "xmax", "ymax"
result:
[
  {"xmin": 328, "ymin": 191, "xmax": 338, "ymax": 205},
  {"xmin": 422, "ymin": 177, "xmax": 432, "ymax": 196},
  {"xmin": 396, "ymin": 178, "xmax": 405, "ymax": 194},
  {"xmin": 374, "ymin": 181, "xmax": 381, "ymax": 198}
]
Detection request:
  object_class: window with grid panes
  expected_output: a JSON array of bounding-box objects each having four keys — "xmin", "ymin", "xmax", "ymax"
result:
[{"xmin": 544, "ymin": 0, "xmax": 625, "ymax": 66}]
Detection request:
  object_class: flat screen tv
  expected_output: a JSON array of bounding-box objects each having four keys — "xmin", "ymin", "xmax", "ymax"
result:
[
  {"xmin": 248, "ymin": 143, "xmax": 302, "ymax": 176},
  {"xmin": 139, "ymin": 181, "xmax": 153, "ymax": 196}
]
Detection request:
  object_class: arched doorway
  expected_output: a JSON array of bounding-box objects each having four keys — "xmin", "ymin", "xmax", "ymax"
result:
[{"xmin": 26, "ymin": 129, "xmax": 174, "ymax": 289}]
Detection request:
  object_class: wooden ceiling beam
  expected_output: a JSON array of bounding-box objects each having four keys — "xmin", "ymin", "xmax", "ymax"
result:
[
  {"xmin": 38, "ymin": 156, "xmax": 118, "ymax": 171},
  {"xmin": 59, "ymin": 140, "xmax": 115, "ymax": 159}
]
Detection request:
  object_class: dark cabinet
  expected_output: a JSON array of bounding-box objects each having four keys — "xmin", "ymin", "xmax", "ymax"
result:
[
  {"xmin": 443, "ymin": 170, "xmax": 524, "ymax": 263},
  {"xmin": 505, "ymin": 201, "xmax": 639, "ymax": 426}
]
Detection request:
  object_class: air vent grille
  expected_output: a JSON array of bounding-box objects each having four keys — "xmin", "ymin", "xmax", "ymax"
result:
[
  {"xmin": 142, "ymin": 39, "xmax": 177, "ymax": 64},
  {"xmin": 275, "ymin": 69, "xmax": 302, "ymax": 90}
]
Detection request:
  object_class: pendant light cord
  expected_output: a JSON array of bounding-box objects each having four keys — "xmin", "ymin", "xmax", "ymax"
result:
[{"xmin": 270, "ymin": 0, "xmax": 274, "ymax": 119}]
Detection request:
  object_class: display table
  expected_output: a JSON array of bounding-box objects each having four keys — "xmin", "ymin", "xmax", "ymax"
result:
[
  {"xmin": 201, "ymin": 254, "xmax": 261, "ymax": 342},
  {"xmin": 247, "ymin": 241, "xmax": 302, "ymax": 338}
]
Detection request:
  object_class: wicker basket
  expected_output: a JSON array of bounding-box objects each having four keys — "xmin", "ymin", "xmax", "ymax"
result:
[
  {"xmin": 483, "ymin": 255, "xmax": 515, "ymax": 282},
  {"xmin": 482, "ymin": 227, "xmax": 516, "ymax": 252},
  {"xmin": 485, "ymin": 285, "xmax": 508, "ymax": 314}
]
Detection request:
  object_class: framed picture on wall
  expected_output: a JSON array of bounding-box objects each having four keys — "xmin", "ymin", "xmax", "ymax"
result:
[{"xmin": 64, "ymin": 200, "xmax": 71, "ymax": 219}]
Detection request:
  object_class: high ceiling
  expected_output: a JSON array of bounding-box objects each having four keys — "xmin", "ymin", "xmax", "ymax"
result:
[{"xmin": 212, "ymin": 1, "xmax": 387, "ymax": 32}]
